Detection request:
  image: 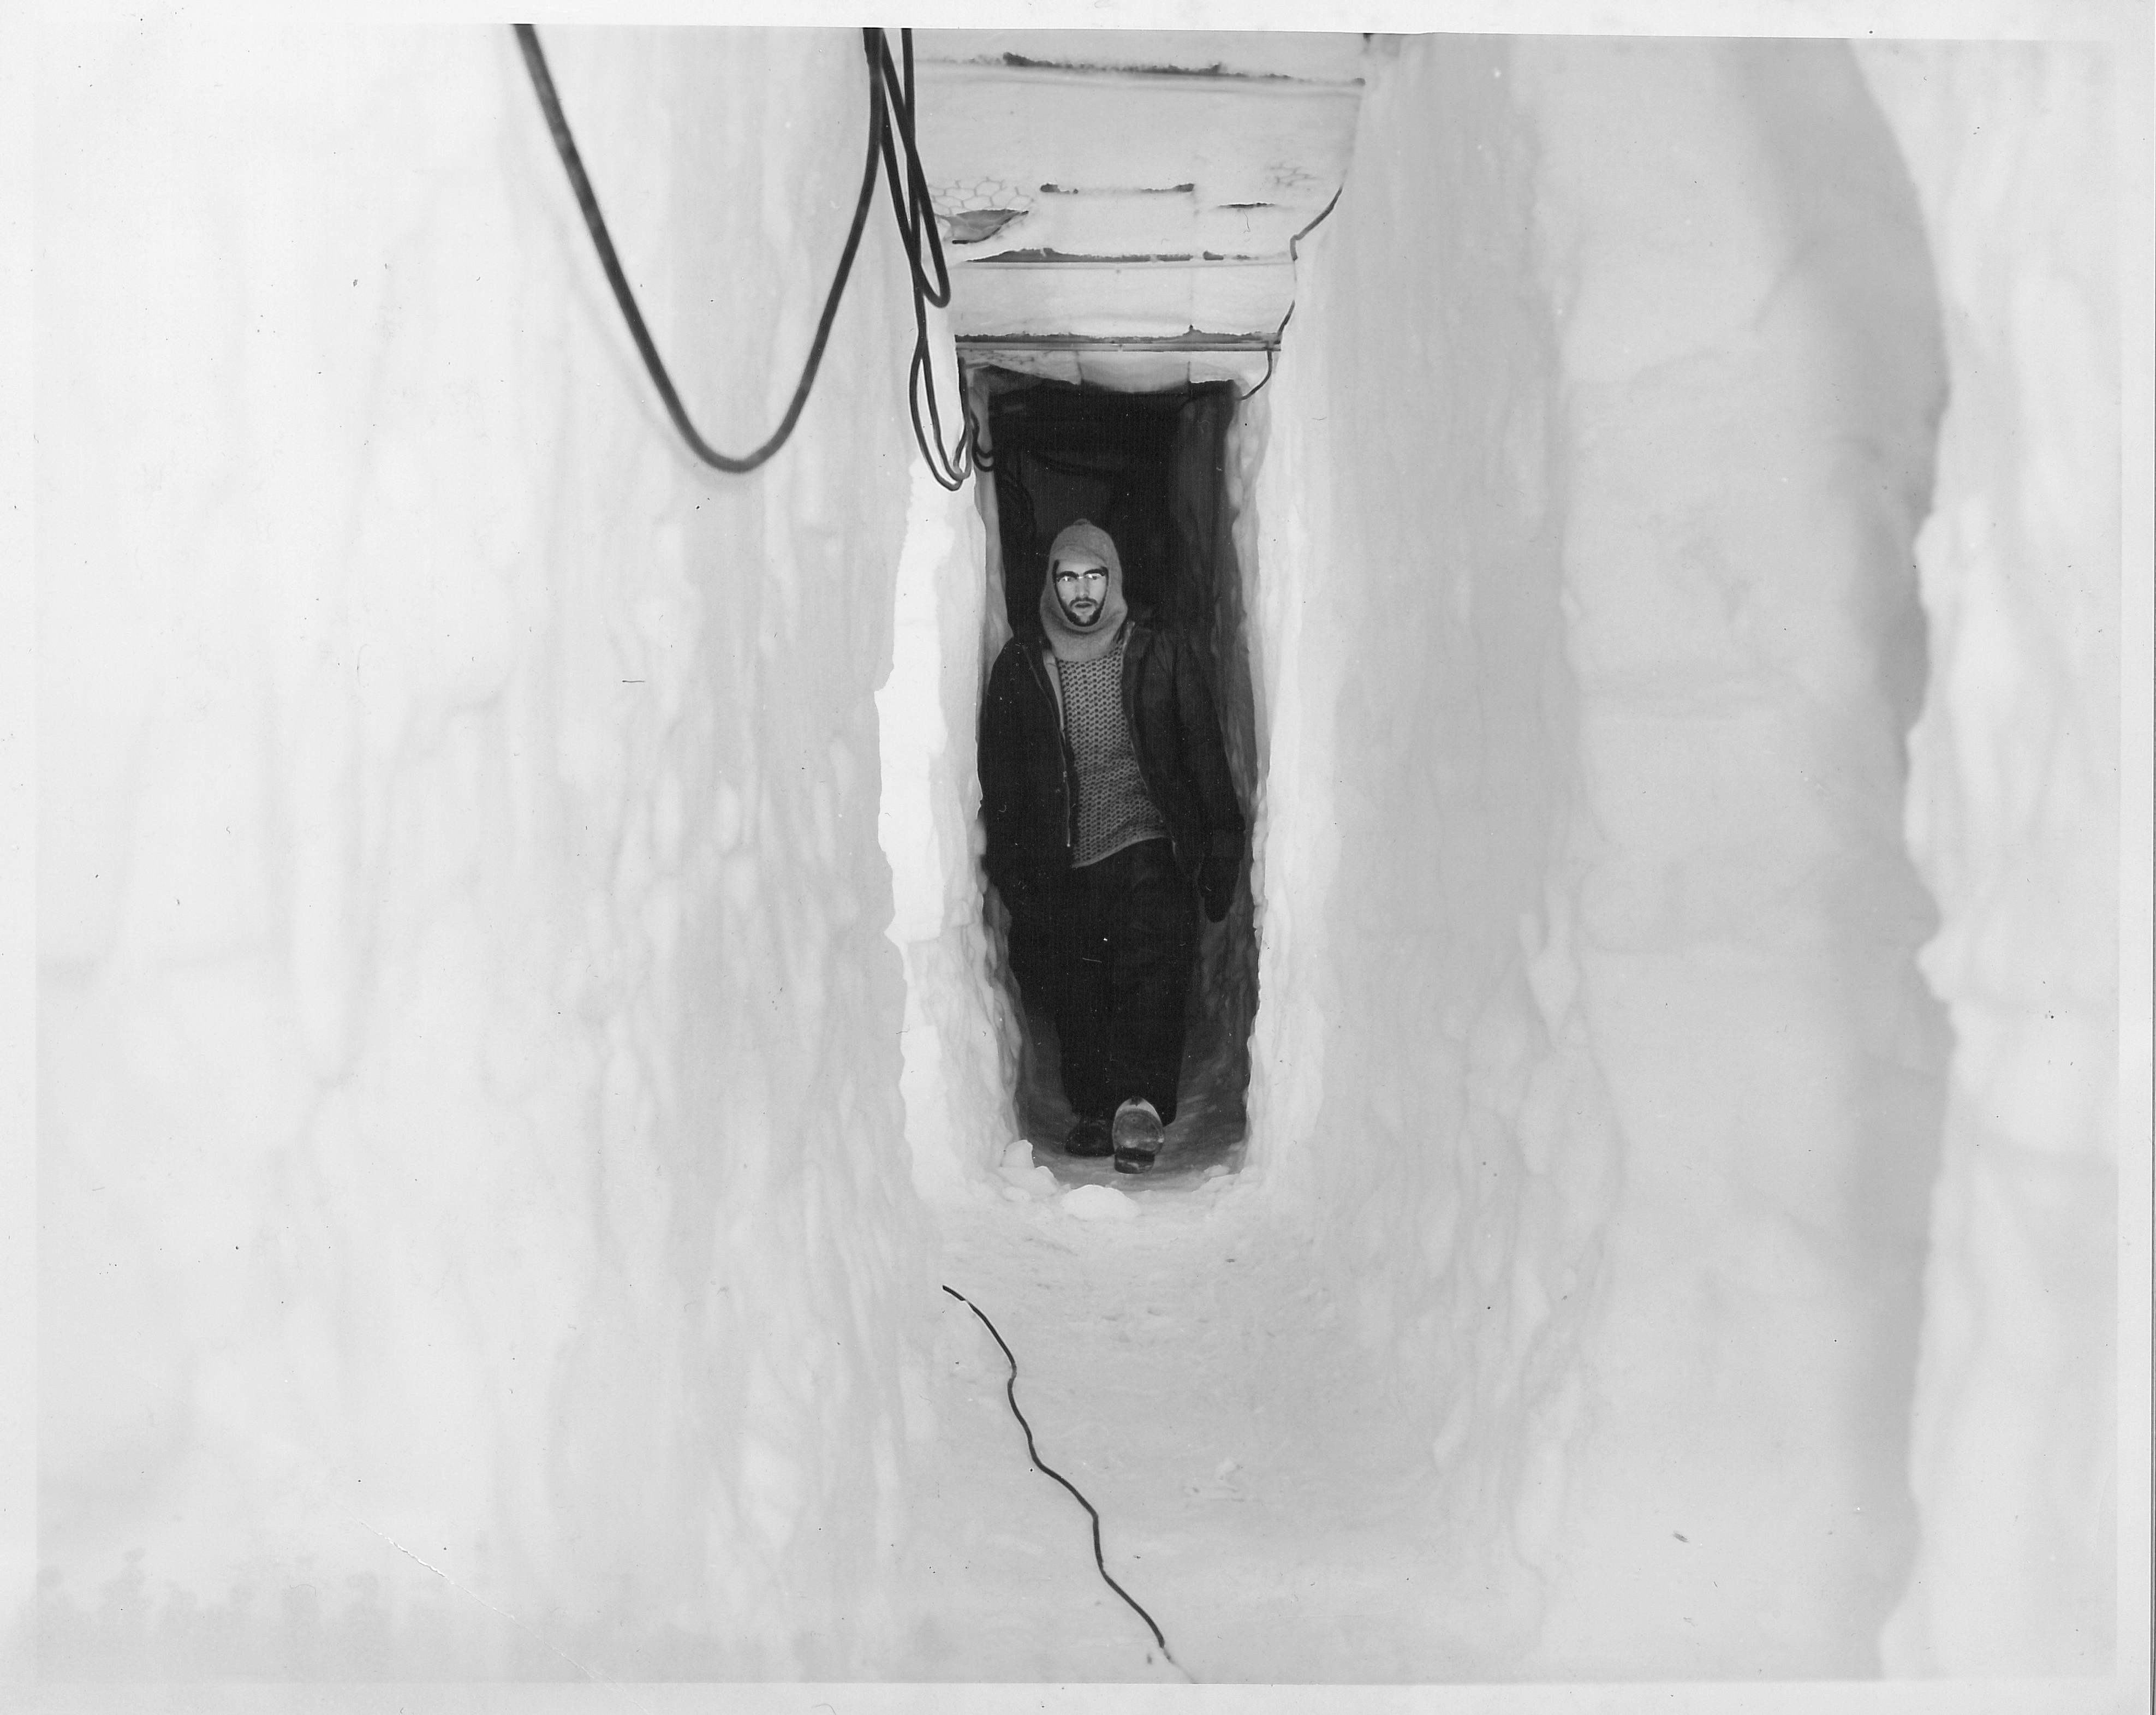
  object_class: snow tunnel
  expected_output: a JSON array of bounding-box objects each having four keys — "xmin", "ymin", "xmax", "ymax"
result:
[
  {"xmin": 965, "ymin": 371, "xmax": 1262, "ymax": 1175},
  {"xmin": 25, "ymin": 19, "xmax": 2141, "ymax": 1701}
]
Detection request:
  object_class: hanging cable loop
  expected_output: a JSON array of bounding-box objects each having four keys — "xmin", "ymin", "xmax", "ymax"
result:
[
  {"xmin": 516, "ymin": 23, "xmax": 992, "ymax": 486},
  {"xmin": 513, "ymin": 24, "xmax": 882, "ymax": 475},
  {"xmin": 867, "ymin": 28, "xmax": 953, "ymax": 311},
  {"xmin": 862, "ymin": 27, "xmax": 986, "ymax": 491},
  {"xmin": 1238, "ymin": 184, "xmax": 1342, "ymax": 403}
]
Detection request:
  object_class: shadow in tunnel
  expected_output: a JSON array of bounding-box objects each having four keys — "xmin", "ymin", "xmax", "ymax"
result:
[
  {"xmin": 976, "ymin": 371, "xmax": 1262, "ymax": 1191},
  {"xmin": 1008, "ymin": 970, "xmax": 1250, "ymax": 1188}
]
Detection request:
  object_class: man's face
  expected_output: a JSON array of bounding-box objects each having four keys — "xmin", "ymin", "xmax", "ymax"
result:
[{"xmin": 1052, "ymin": 555, "xmax": 1110, "ymax": 628}]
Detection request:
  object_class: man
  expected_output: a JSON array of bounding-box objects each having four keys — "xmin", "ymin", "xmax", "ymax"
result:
[{"xmin": 978, "ymin": 519, "xmax": 1243, "ymax": 1173}]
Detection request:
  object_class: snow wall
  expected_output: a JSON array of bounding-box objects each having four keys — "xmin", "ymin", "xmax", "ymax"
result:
[
  {"xmin": 878, "ymin": 402, "xmax": 1012, "ymax": 1201},
  {"xmin": 1245, "ymin": 34, "xmax": 2119, "ymax": 1678},
  {"xmin": 33, "ymin": 26, "xmax": 977, "ymax": 1678},
  {"xmin": 1855, "ymin": 40, "xmax": 2126, "ymax": 1677},
  {"xmin": 24, "ymin": 19, "xmax": 2133, "ymax": 1694}
]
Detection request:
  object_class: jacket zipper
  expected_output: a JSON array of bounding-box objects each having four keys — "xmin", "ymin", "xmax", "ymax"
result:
[
  {"xmin": 1114, "ymin": 628, "xmax": 1186, "ymax": 878},
  {"xmin": 1032, "ymin": 644, "xmax": 1078, "ymax": 859}
]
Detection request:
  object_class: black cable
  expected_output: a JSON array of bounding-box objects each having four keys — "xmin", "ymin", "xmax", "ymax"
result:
[
  {"xmin": 867, "ymin": 28, "xmax": 952, "ymax": 310},
  {"xmin": 1238, "ymin": 309, "xmax": 1289, "ymax": 402},
  {"xmin": 514, "ymin": 23, "xmax": 881, "ymax": 474},
  {"xmin": 940, "ymin": 1285, "xmax": 1184, "ymax": 1673},
  {"xmin": 522, "ymin": 23, "xmax": 986, "ymax": 487},
  {"xmin": 1291, "ymin": 184, "xmax": 1344, "ymax": 258},
  {"xmin": 1238, "ymin": 182, "xmax": 1345, "ymax": 403},
  {"xmin": 863, "ymin": 28, "xmax": 987, "ymax": 491},
  {"xmin": 865, "ymin": 31, "xmax": 956, "ymax": 485}
]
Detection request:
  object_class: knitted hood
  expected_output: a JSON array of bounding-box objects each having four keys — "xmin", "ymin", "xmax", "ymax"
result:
[{"xmin": 1038, "ymin": 519, "xmax": 1129, "ymax": 664}]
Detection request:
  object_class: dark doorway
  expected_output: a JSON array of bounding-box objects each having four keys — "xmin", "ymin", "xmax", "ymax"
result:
[{"xmin": 978, "ymin": 370, "xmax": 1261, "ymax": 1184}]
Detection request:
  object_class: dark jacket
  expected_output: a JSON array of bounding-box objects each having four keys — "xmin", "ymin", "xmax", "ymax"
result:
[{"xmin": 979, "ymin": 615, "xmax": 1244, "ymax": 922}]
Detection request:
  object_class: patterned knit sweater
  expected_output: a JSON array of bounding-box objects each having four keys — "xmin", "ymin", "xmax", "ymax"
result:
[{"xmin": 1057, "ymin": 639, "xmax": 1170, "ymax": 867}]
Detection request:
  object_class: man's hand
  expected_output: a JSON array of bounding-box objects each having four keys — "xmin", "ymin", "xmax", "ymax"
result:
[
  {"xmin": 998, "ymin": 873, "xmax": 1043, "ymax": 925},
  {"xmin": 1196, "ymin": 830, "xmax": 1238, "ymax": 922}
]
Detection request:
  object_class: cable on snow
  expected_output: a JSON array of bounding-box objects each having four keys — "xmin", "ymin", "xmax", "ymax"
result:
[{"xmin": 941, "ymin": 1284, "xmax": 1189, "ymax": 1678}]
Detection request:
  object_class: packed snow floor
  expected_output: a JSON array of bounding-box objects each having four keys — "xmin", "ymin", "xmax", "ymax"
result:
[
  {"xmin": 898, "ymin": 1177, "xmax": 1516, "ymax": 1683},
  {"xmin": 891, "ymin": 1017, "xmax": 1504, "ymax": 1683}
]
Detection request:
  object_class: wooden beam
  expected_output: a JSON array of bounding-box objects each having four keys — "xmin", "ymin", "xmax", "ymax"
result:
[
  {"xmin": 912, "ymin": 30, "xmax": 1368, "ymax": 86},
  {"xmin": 914, "ymin": 64, "xmax": 1361, "ymax": 223},
  {"xmin": 949, "ymin": 258, "xmax": 1296, "ymax": 341}
]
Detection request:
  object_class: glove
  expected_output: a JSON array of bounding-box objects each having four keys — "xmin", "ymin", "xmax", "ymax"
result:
[
  {"xmin": 1196, "ymin": 831, "xmax": 1238, "ymax": 923},
  {"xmin": 997, "ymin": 874, "xmax": 1038, "ymax": 922}
]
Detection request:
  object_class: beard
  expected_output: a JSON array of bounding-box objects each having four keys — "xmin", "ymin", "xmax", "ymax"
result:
[{"xmin": 1064, "ymin": 598, "xmax": 1101, "ymax": 626}]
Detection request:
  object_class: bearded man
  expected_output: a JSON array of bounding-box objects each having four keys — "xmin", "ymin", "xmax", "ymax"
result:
[{"xmin": 978, "ymin": 520, "xmax": 1243, "ymax": 1173}]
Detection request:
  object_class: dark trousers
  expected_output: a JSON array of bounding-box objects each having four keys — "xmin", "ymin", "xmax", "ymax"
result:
[{"xmin": 1051, "ymin": 838, "xmax": 1196, "ymax": 1125}]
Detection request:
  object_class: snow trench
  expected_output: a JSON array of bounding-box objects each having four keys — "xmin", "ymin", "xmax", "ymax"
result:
[{"xmin": 25, "ymin": 22, "xmax": 2133, "ymax": 1697}]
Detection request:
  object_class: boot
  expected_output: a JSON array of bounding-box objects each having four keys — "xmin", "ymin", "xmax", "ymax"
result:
[{"xmin": 1111, "ymin": 1099, "xmax": 1163, "ymax": 1174}]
